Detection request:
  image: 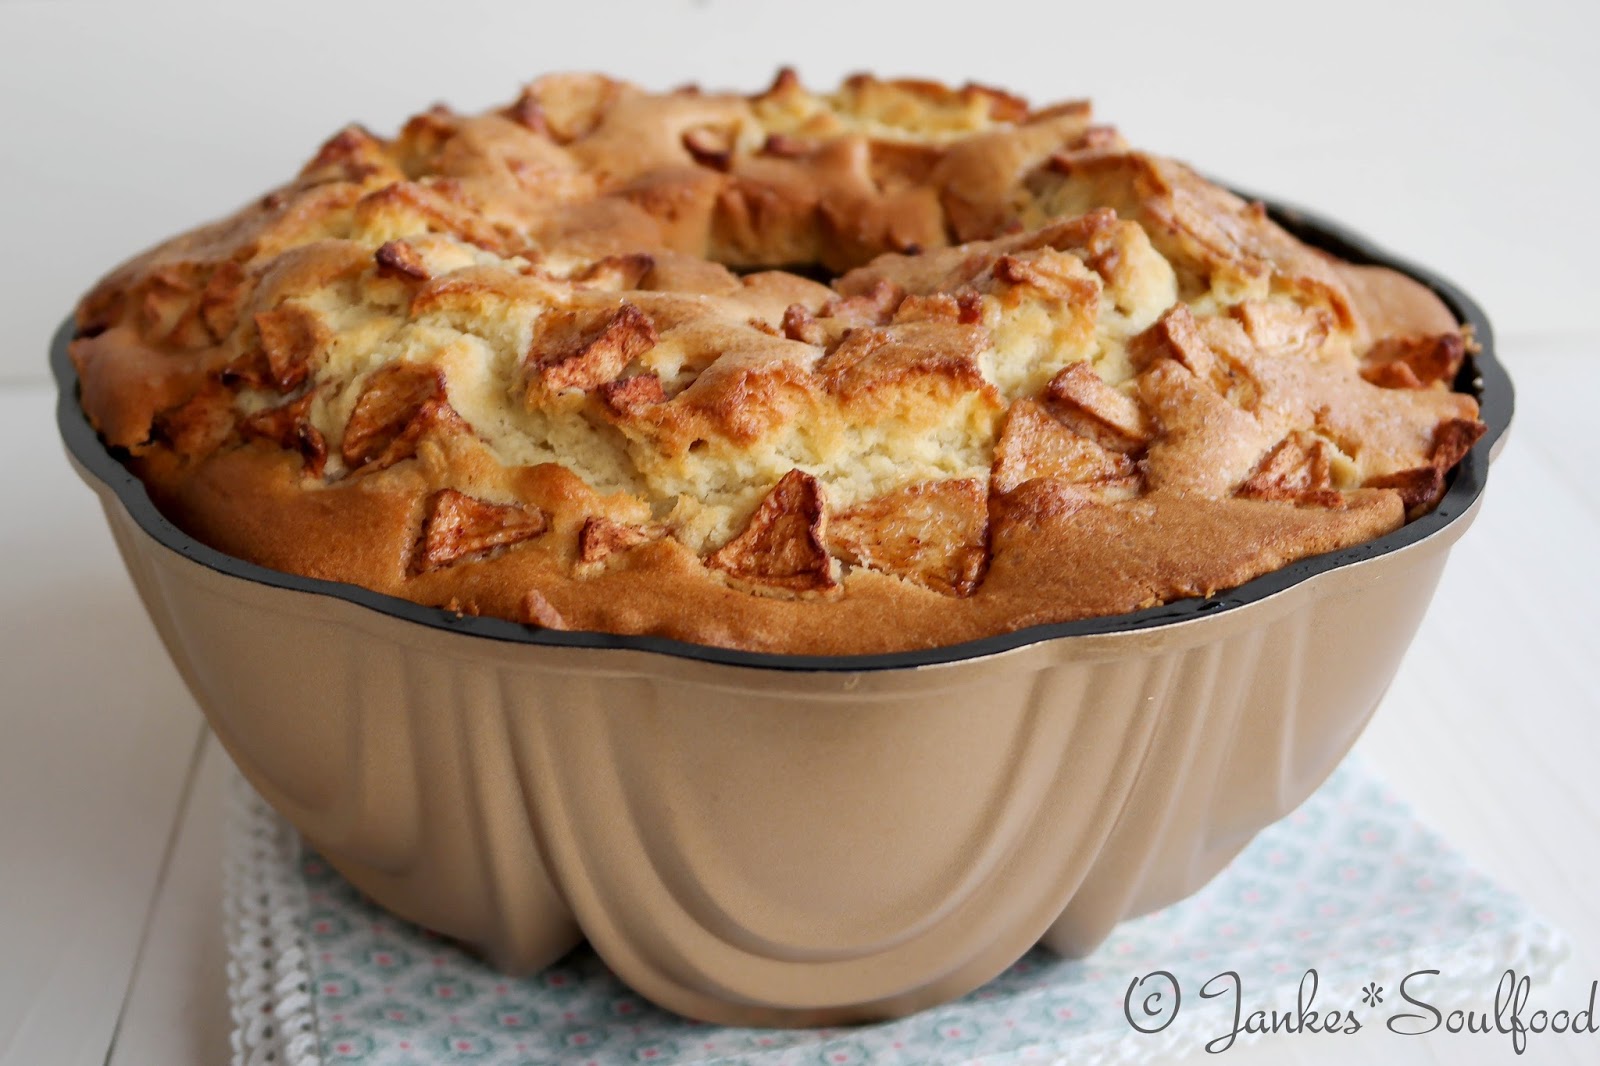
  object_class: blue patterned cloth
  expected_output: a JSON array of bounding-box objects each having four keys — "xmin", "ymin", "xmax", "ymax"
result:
[{"xmin": 228, "ymin": 761, "xmax": 1568, "ymax": 1065}]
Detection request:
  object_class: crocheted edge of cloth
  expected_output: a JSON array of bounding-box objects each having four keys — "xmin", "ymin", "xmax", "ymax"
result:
[{"xmin": 224, "ymin": 768, "xmax": 321, "ymax": 1066}]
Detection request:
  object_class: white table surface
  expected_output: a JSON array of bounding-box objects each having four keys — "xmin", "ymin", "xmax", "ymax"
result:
[{"xmin": 3, "ymin": 2, "xmax": 1598, "ymax": 1063}]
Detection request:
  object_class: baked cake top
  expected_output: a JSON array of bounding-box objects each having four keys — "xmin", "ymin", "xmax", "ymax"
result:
[{"xmin": 70, "ymin": 71, "xmax": 1484, "ymax": 654}]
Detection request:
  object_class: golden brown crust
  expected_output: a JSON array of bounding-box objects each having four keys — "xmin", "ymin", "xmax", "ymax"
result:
[
  {"xmin": 1365, "ymin": 417, "xmax": 1487, "ymax": 518},
  {"xmin": 74, "ymin": 72, "xmax": 1485, "ymax": 655}
]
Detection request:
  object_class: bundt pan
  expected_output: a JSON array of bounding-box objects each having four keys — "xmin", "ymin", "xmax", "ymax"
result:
[{"xmin": 55, "ymin": 202, "xmax": 1510, "ymax": 1028}]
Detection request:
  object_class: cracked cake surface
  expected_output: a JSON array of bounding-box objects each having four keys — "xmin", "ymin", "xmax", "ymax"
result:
[{"xmin": 70, "ymin": 71, "xmax": 1485, "ymax": 654}]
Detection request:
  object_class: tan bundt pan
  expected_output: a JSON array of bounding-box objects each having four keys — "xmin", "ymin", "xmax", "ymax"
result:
[{"xmin": 56, "ymin": 204, "xmax": 1511, "ymax": 1028}]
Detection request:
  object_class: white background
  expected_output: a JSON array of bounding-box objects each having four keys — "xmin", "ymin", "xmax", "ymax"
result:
[
  {"xmin": 0, "ymin": 0, "xmax": 1597, "ymax": 379},
  {"xmin": 2, "ymin": 1, "xmax": 1598, "ymax": 1064}
]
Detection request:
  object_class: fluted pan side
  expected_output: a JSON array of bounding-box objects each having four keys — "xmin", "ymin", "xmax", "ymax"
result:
[
  {"xmin": 512, "ymin": 658, "xmax": 1164, "ymax": 1024},
  {"xmin": 1040, "ymin": 531, "xmax": 1452, "ymax": 956},
  {"xmin": 83, "ymin": 464, "xmax": 1478, "ymax": 1027}
]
